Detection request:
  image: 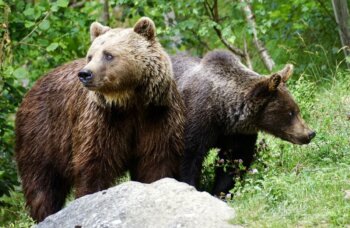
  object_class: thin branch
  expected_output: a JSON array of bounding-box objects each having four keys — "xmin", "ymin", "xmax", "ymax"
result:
[
  {"xmin": 0, "ymin": 3, "xmax": 11, "ymax": 67},
  {"xmin": 240, "ymin": 0, "xmax": 275, "ymax": 71},
  {"xmin": 243, "ymin": 35, "xmax": 253, "ymax": 69},
  {"xmin": 212, "ymin": 27, "xmax": 246, "ymax": 58},
  {"xmin": 213, "ymin": 0, "xmax": 219, "ymax": 21},
  {"xmin": 204, "ymin": 0, "xmax": 215, "ymax": 20},
  {"xmin": 19, "ymin": 12, "xmax": 50, "ymax": 43},
  {"xmin": 203, "ymin": 0, "xmax": 246, "ymax": 58},
  {"xmin": 16, "ymin": 42, "xmax": 45, "ymax": 50},
  {"xmin": 190, "ymin": 30, "xmax": 211, "ymax": 51},
  {"xmin": 70, "ymin": 0, "xmax": 86, "ymax": 8}
]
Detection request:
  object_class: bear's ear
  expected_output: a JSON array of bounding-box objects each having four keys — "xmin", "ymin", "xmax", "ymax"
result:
[
  {"xmin": 268, "ymin": 74, "xmax": 282, "ymax": 92},
  {"xmin": 277, "ymin": 64, "xmax": 294, "ymax": 82},
  {"xmin": 90, "ymin": 22, "xmax": 111, "ymax": 41},
  {"xmin": 248, "ymin": 74, "xmax": 281, "ymax": 99},
  {"xmin": 133, "ymin": 17, "xmax": 156, "ymax": 40}
]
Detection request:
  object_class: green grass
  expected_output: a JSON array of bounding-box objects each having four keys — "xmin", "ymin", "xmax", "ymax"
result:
[{"xmin": 229, "ymin": 71, "xmax": 350, "ymax": 227}]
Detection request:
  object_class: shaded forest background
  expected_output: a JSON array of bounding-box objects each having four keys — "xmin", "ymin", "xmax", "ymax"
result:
[{"xmin": 1, "ymin": 0, "xmax": 350, "ymax": 226}]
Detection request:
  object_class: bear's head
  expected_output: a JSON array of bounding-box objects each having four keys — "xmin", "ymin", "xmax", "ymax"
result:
[
  {"xmin": 78, "ymin": 17, "xmax": 172, "ymax": 107},
  {"xmin": 248, "ymin": 64, "xmax": 316, "ymax": 145}
]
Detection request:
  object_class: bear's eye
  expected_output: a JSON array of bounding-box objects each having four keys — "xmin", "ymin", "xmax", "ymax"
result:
[
  {"xmin": 288, "ymin": 111, "xmax": 294, "ymax": 117},
  {"xmin": 87, "ymin": 56, "xmax": 92, "ymax": 62},
  {"xmin": 103, "ymin": 52, "xmax": 114, "ymax": 61}
]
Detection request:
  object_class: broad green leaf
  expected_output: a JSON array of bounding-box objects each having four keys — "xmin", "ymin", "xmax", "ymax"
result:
[
  {"xmin": 345, "ymin": 56, "xmax": 350, "ymax": 63},
  {"xmin": 59, "ymin": 42, "xmax": 67, "ymax": 49},
  {"xmin": 39, "ymin": 20, "xmax": 50, "ymax": 30},
  {"xmin": 57, "ymin": 0, "xmax": 69, "ymax": 8},
  {"xmin": 24, "ymin": 21, "xmax": 35, "ymax": 28},
  {"xmin": 51, "ymin": 3, "xmax": 59, "ymax": 12},
  {"xmin": 23, "ymin": 7, "xmax": 34, "ymax": 17},
  {"xmin": 46, "ymin": 42, "xmax": 59, "ymax": 52},
  {"xmin": 13, "ymin": 67, "xmax": 28, "ymax": 79},
  {"xmin": 228, "ymin": 35, "xmax": 236, "ymax": 44},
  {"xmin": 198, "ymin": 27, "xmax": 208, "ymax": 36}
]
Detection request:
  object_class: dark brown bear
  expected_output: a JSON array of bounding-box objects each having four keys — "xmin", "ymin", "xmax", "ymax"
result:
[
  {"xmin": 15, "ymin": 17, "xmax": 184, "ymax": 222},
  {"xmin": 172, "ymin": 50, "xmax": 315, "ymax": 196}
]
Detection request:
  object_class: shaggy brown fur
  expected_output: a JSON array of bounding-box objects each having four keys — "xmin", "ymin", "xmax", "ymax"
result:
[
  {"xmin": 15, "ymin": 18, "xmax": 184, "ymax": 222},
  {"xmin": 172, "ymin": 50, "xmax": 315, "ymax": 195}
]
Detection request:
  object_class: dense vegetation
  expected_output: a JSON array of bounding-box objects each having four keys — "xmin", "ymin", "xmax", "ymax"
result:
[{"xmin": 1, "ymin": 0, "xmax": 349, "ymax": 226}]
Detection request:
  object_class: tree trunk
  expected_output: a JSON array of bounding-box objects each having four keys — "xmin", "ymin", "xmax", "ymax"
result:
[
  {"xmin": 101, "ymin": 0, "xmax": 110, "ymax": 25},
  {"xmin": 240, "ymin": 0, "xmax": 275, "ymax": 72},
  {"xmin": 332, "ymin": 0, "xmax": 350, "ymax": 67},
  {"xmin": 164, "ymin": 10, "xmax": 182, "ymax": 51}
]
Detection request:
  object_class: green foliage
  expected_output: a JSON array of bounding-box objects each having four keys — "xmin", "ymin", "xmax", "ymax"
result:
[
  {"xmin": 8, "ymin": 0, "xmax": 94, "ymax": 83},
  {"xmin": 0, "ymin": 187, "xmax": 34, "ymax": 227},
  {"xmin": 0, "ymin": 1, "xmax": 23, "ymax": 197},
  {"xmin": 199, "ymin": 149, "xmax": 218, "ymax": 192},
  {"xmin": 115, "ymin": 0, "xmax": 345, "ymax": 77}
]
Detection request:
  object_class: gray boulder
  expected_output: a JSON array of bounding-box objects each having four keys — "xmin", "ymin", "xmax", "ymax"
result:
[{"xmin": 37, "ymin": 178, "xmax": 237, "ymax": 228}]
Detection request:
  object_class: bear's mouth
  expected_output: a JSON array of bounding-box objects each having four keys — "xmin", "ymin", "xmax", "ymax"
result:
[
  {"xmin": 83, "ymin": 84, "xmax": 98, "ymax": 90},
  {"xmin": 283, "ymin": 134, "xmax": 314, "ymax": 145},
  {"xmin": 267, "ymin": 130, "xmax": 314, "ymax": 145},
  {"xmin": 81, "ymin": 81, "xmax": 102, "ymax": 91},
  {"xmin": 290, "ymin": 137, "xmax": 311, "ymax": 145}
]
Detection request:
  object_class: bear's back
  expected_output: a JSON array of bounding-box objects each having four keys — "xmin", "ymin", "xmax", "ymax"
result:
[
  {"xmin": 171, "ymin": 54, "xmax": 200, "ymax": 81},
  {"xmin": 173, "ymin": 50, "xmax": 259, "ymax": 86},
  {"xmin": 19, "ymin": 59, "xmax": 87, "ymax": 121},
  {"xmin": 201, "ymin": 50, "xmax": 260, "ymax": 80},
  {"xmin": 15, "ymin": 59, "xmax": 89, "ymax": 164}
]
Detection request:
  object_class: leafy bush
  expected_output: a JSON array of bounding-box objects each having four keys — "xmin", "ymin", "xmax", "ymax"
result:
[{"xmin": 0, "ymin": 187, "xmax": 34, "ymax": 227}]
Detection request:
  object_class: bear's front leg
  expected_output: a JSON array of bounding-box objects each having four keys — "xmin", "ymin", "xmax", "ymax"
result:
[
  {"xmin": 22, "ymin": 167, "xmax": 71, "ymax": 222},
  {"xmin": 180, "ymin": 119, "xmax": 218, "ymax": 188},
  {"xmin": 181, "ymin": 144, "xmax": 211, "ymax": 187},
  {"xmin": 129, "ymin": 155, "xmax": 181, "ymax": 183},
  {"xmin": 212, "ymin": 133, "xmax": 257, "ymax": 196},
  {"xmin": 131, "ymin": 102, "xmax": 184, "ymax": 183},
  {"xmin": 73, "ymin": 156, "xmax": 121, "ymax": 198}
]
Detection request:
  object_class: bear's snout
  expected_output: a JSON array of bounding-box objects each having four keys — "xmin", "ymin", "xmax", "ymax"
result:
[
  {"xmin": 293, "ymin": 130, "xmax": 316, "ymax": 145},
  {"xmin": 308, "ymin": 131, "xmax": 316, "ymax": 140},
  {"xmin": 78, "ymin": 69, "xmax": 93, "ymax": 85}
]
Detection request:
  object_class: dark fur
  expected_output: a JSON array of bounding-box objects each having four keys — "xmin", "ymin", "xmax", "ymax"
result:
[
  {"xmin": 16, "ymin": 32, "xmax": 184, "ymax": 222},
  {"xmin": 172, "ymin": 50, "xmax": 314, "ymax": 195}
]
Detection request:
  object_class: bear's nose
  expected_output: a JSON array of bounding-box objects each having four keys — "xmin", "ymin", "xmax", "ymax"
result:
[
  {"xmin": 308, "ymin": 131, "xmax": 316, "ymax": 140},
  {"xmin": 78, "ymin": 69, "xmax": 93, "ymax": 83}
]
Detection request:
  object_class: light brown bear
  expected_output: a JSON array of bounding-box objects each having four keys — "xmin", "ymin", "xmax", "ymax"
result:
[{"xmin": 15, "ymin": 17, "xmax": 184, "ymax": 222}]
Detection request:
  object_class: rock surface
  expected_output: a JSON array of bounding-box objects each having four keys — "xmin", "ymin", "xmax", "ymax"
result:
[{"xmin": 37, "ymin": 178, "xmax": 237, "ymax": 228}]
